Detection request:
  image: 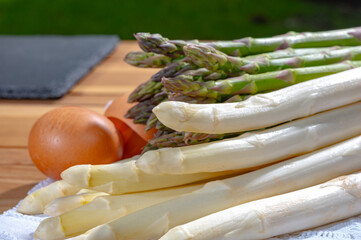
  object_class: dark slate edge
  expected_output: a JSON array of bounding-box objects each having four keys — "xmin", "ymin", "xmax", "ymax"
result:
[{"xmin": 0, "ymin": 36, "xmax": 120, "ymax": 99}]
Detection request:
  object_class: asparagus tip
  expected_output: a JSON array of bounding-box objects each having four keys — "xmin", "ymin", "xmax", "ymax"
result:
[
  {"xmin": 285, "ymin": 57, "xmax": 303, "ymax": 68},
  {"xmin": 134, "ymin": 32, "xmax": 180, "ymax": 56},
  {"xmin": 275, "ymin": 69, "xmax": 295, "ymax": 83},
  {"xmin": 239, "ymin": 62, "xmax": 259, "ymax": 74}
]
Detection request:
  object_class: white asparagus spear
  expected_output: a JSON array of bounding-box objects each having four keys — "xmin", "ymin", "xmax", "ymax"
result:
[
  {"xmin": 70, "ymin": 135, "xmax": 361, "ymax": 240},
  {"xmin": 60, "ymin": 159, "xmax": 236, "ymax": 194},
  {"xmin": 18, "ymin": 156, "xmax": 140, "ymax": 215},
  {"xmin": 137, "ymin": 101, "xmax": 361, "ymax": 174},
  {"xmin": 153, "ymin": 67, "xmax": 361, "ymax": 134},
  {"xmin": 161, "ymin": 172, "xmax": 361, "ymax": 240},
  {"xmin": 35, "ymin": 184, "xmax": 203, "ymax": 239},
  {"xmin": 17, "ymin": 180, "xmax": 80, "ymax": 215},
  {"xmin": 44, "ymin": 190, "xmax": 108, "ymax": 216}
]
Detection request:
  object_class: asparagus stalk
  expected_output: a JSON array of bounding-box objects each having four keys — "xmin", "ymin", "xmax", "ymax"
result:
[
  {"xmin": 126, "ymin": 91, "xmax": 167, "ymax": 124},
  {"xmin": 44, "ymin": 190, "xmax": 108, "ymax": 217},
  {"xmin": 161, "ymin": 172, "xmax": 361, "ymax": 240},
  {"xmin": 127, "ymin": 80, "xmax": 164, "ymax": 103},
  {"xmin": 145, "ymin": 93, "xmax": 221, "ymax": 134},
  {"xmin": 127, "ymin": 65, "xmax": 227, "ymax": 104},
  {"xmin": 17, "ymin": 180, "xmax": 80, "ymax": 215},
  {"xmin": 18, "ymin": 157, "xmax": 140, "ymax": 215},
  {"xmin": 125, "ymin": 99, "xmax": 154, "ymax": 119},
  {"xmin": 184, "ymin": 45, "xmax": 361, "ymax": 74},
  {"xmin": 128, "ymin": 60, "xmax": 195, "ymax": 103},
  {"xmin": 135, "ymin": 27, "xmax": 361, "ymax": 57},
  {"xmin": 145, "ymin": 91, "xmax": 225, "ymax": 131},
  {"xmin": 244, "ymin": 46, "xmax": 341, "ymax": 60},
  {"xmin": 70, "ymin": 135, "xmax": 361, "ymax": 240},
  {"xmin": 146, "ymin": 130, "xmax": 240, "ymax": 149},
  {"xmin": 133, "ymin": 109, "xmax": 154, "ymax": 124},
  {"xmin": 134, "ymin": 32, "xmax": 192, "ymax": 58},
  {"xmin": 154, "ymin": 67, "xmax": 361, "ymax": 134},
  {"xmin": 167, "ymin": 94, "xmax": 218, "ymax": 103},
  {"xmin": 144, "ymin": 93, "xmax": 256, "ymax": 149},
  {"xmin": 60, "ymin": 159, "xmax": 236, "ymax": 194},
  {"xmin": 145, "ymin": 113, "xmax": 158, "ymax": 131},
  {"xmin": 178, "ymin": 67, "xmax": 228, "ymax": 80},
  {"xmin": 162, "ymin": 61, "xmax": 361, "ymax": 98},
  {"xmin": 124, "ymin": 51, "xmax": 175, "ymax": 68},
  {"xmin": 35, "ymin": 184, "xmax": 203, "ymax": 239},
  {"xmin": 139, "ymin": 101, "xmax": 361, "ymax": 174}
]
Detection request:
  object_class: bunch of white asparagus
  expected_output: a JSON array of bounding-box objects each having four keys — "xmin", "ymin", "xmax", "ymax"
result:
[{"xmin": 19, "ymin": 67, "xmax": 361, "ymax": 240}]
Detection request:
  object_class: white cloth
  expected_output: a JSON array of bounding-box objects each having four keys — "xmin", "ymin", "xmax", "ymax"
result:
[
  {"xmin": 0, "ymin": 179, "xmax": 361, "ymax": 240},
  {"xmin": 0, "ymin": 179, "xmax": 52, "ymax": 240}
]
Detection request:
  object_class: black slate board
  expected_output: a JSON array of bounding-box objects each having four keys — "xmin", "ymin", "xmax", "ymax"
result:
[{"xmin": 0, "ymin": 35, "xmax": 119, "ymax": 99}]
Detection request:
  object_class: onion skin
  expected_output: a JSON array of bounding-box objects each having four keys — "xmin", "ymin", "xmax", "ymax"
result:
[{"xmin": 28, "ymin": 106, "xmax": 123, "ymax": 180}]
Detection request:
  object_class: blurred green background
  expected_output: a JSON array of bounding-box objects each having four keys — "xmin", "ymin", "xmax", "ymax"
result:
[{"xmin": 0, "ymin": 0, "xmax": 360, "ymax": 40}]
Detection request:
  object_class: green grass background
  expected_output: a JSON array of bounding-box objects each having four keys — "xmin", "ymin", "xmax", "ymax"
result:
[{"xmin": 0, "ymin": 0, "xmax": 360, "ymax": 40}]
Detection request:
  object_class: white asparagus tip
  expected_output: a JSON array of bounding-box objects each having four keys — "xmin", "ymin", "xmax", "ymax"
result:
[
  {"xmin": 60, "ymin": 164, "xmax": 92, "ymax": 188},
  {"xmin": 34, "ymin": 216, "xmax": 65, "ymax": 240},
  {"xmin": 153, "ymin": 101, "xmax": 188, "ymax": 132},
  {"xmin": 17, "ymin": 194, "xmax": 43, "ymax": 215},
  {"xmin": 43, "ymin": 203, "xmax": 60, "ymax": 216}
]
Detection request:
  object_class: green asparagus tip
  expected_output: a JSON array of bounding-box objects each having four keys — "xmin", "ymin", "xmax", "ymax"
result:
[
  {"xmin": 134, "ymin": 32, "xmax": 185, "ymax": 58},
  {"xmin": 128, "ymin": 82, "xmax": 147, "ymax": 103},
  {"xmin": 124, "ymin": 51, "xmax": 172, "ymax": 68},
  {"xmin": 124, "ymin": 51, "xmax": 152, "ymax": 67},
  {"xmin": 210, "ymin": 80, "xmax": 233, "ymax": 94},
  {"xmin": 275, "ymin": 69, "xmax": 295, "ymax": 83},
  {"xmin": 134, "ymin": 33, "xmax": 175, "ymax": 54},
  {"xmin": 348, "ymin": 28, "xmax": 361, "ymax": 42},
  {"xmin": 285, "ymin": 57, "xmax": 303, "ymax": 68},
  {"xmin": 239, "ymin": 62, "xmax": 260, "ymax": 74},
  {"xmin": 183, "ymin": 45, "xmax": 228, "ymax": 71}
]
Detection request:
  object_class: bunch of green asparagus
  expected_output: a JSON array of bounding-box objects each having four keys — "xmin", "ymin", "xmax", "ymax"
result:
[{"xmin": 125, "ymin": 27, "xmax": 361, "ymax": 150}]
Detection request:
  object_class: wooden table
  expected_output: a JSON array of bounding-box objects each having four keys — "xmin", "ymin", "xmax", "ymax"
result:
[{"xmin": 0, "ymin": 41, "xmax": 159, "ymax": 213}]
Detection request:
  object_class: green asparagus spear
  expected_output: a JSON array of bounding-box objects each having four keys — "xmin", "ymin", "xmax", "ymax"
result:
[
  {"xmin": 124, "ymin": 51, "xmax": 174, "ymax": 68},
  {"xmin": 145, "ymin": 113, "xmax": 158, "ymax": 131},
  {"xmin": 135, "ymin": 27, "xmax": 361, "ymax": 57},
  {"xmin": 125, "ymin": 99, "xmax": 153, "ymax": 119},
  {"xmin": 155, "ymin": 119, "xmax": 174, "ymax": 132},
  {"xmin": 244, "ymin": 47, "xmax": 341, "ymax": 60},
  {"xmin": 162, "ymin": 61, "xmax": 361, "ymax": 98},
  {"xmin": 127, "ymin": 92, "xmax": 167, "ymax": 125},
  {"xmin": 128, "ymin": 60, "xmax": 195, "ymax": 102},
  {"xmin": 134, "ymin": 33, "xmax": 192, "ymax": 58},
  {"xmin": 177, "ymin": 68, "xmax": 228, "ymax": 81},
  {"xmin": 168, "ymin": 93, "xmax": 218, "ymax": 103},
  {"xmin": 127, "ymin": 64, "xmax": 228, "ymax": 103},
  {"xmin": 184, "ymin": 45, "xmax": 361, "ymax": 74},
  {"xmin": 223, "ymin": 95, "xmax": 249, "ymax": 102},
  {"xmin": 143, "ymin": 92, "xmax": 168, "ymax": 130},
  {"xmin": 145, "ymin": 131, "xmax": 241, "ymax": 150},
  {"xmin": 133, "ymin": 109, "xmax": 154, "ymax": 124}
]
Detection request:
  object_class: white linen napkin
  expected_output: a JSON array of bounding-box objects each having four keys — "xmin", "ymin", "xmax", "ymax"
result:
[{"xmin": 0, "ymin": 178, "xmax": 360, "ymax": 240}]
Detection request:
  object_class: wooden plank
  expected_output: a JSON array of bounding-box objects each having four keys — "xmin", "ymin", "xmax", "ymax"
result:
[
  {"xmin": 0, "ymin": 148, "xmax": 32, "ymax": 165},
  {"xmin": 70, "ymin": 85, "xmax": 138, "ymax": 95},
  {"xmin": 0, "ymin": 148, "xmax": 45, "ymax": 212},
  {"xmin": 0, "ymin": 182, "xmax": 41, "ymax": 213},
  {"xmin": 0, "ymin": 95, "xmax": 121, "ymax": 106}
]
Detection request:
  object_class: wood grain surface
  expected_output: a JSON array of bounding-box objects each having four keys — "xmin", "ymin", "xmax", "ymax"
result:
[{"xmin": 0, "ymin": 41, "xmax": 158, "ymax": 213}]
